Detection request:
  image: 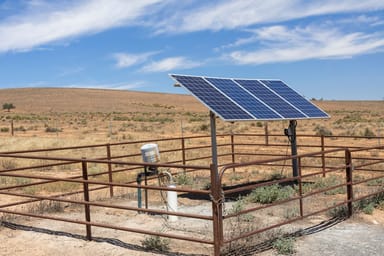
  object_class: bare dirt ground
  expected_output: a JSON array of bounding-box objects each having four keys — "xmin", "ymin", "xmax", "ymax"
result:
[{"xmin": 1, "ymin": 204, "xmax": 384, "ymax": 255}]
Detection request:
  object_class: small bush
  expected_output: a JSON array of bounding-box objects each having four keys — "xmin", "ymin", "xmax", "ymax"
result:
[
  {"xmin": 314, "ymin": 125, "xmax": 332, "ymax": 136},
  {"xmin": 1, "ymin": 159, "xmax": 17, "ymax": 170},
  {"xmin": 141, "ymin": 235, "xmax": 170, "ymax": 252},
  {"xmin": 328, "ymin": 205, "xmax": 349, "ymax": 218},
  {"xmin": 14, "ymin": 126, "xmax": 26, "ymax": 132},
  {"xmin": 272, "ymin": 237, "xmax": 296, "ymax": 255},
  {"xmin": 199, "ymin": 124, "xmax": 209, "ymax": 131},
  {"xmin": 247, "ymin": 184, "xmax": 295, "ymax": 204},
  {"xmin": 175, "ymin": 173, "xmax": 193, "ymax": 185},
  {"xmin": 45, "ymin": 127, "xmax": 62, "ymax": 133},
  {"xmin": 362, "ymin": 203, "xmax": 375, "ymax": 215},
  {"xmin": 0, "ymin": 127, "xmax": 9, "ymax": 132},
  {"xmin": 362, "ymin": 127, "xmax": 376, "ymax": 138}
]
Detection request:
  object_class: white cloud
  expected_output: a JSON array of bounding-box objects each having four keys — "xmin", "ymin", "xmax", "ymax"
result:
[
  {"xmin": 227, "ymin": 25, "xmax": 384, "ymax": 64},
  {"xmin": 23, "ymin": 80, "xmax": 145, "ymax": 90},
  {"xmin": 157, "ymin": 0, "xmax": 384, "ymax": 33},
  {"xmin": 112, "ymin": 52, "xmax": 158, "ymax": 68},
  {"xmin": 140, "ymin": 56, "xmax": 201, "ymax": 72},
  {"xmin": 0, "ymin": 0, "xmax": 163, "ymax": 52}
]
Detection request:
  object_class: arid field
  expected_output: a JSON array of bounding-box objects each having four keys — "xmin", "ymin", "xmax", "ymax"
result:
[
  {"xmin": 0, "ymin": 87, "xmax": 383, "ymax": 151},
  {"xmin": 0, "ymin": 88, "xmax": 384, "ymax": 256}
]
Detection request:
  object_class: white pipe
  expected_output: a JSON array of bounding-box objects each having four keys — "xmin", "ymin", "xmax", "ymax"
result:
[{"xmin": 167, "ymin": 184, "xmax": 178, "ymax": 222}]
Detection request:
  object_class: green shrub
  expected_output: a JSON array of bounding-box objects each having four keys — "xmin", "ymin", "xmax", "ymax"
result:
[
  {"xmin": 314, "ymin": 125, "xmax": 332, "ymax": 136},
  {"xmin": 328, "ymin": 205, "xmax": 349, "ymax": 218},
  {"xmin": 362, "ymin": 203, "xmax": 375, "ymax": 215},
  {"xmin": 362, "ymin": 127, "xmax": 376, "ymax": 137},
  {"xmin": 141, "ymin": 235, "xmax": 170, "ymax": 252},
  {"xmin": 175, "ymin": 173, "xmax": 193, "ymax": 185},
  {"xmin": 45, "ymin": 127, "xmax": 62, "ymax": 133},
  {"xmin": 0, "ymin": 127, "xmax": 9, "ymax": 132},
  {"xmin": 304, "ymin": 175, "xmax": 345, "ymax": 195},
  {"xmin": 199, "ymin": 124, "xmax": 209, "ymax": 131},
  {"xmin": 247, "ymin": 184, "xmax": 295, "ymax": 204},
  {"xmin": 272, "ymin": 237, "xmax": 296, "ymax": 255}
]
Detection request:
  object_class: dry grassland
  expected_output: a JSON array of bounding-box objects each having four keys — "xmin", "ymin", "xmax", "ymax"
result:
[
  {"xmin": 0, "ymin": 88, "xmax": 384, "ymax": 255},
  {"xmin": 0, "ymin": 88, "xmax": 383, "ymax": 151}
]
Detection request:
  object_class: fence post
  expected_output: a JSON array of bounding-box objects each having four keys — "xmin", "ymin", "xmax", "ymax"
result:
[
  {"xmin": 321, "ymin": 135, "xmax": 326, "ymax": 177},
  {"xmin": 230, "ymin": 133, "xmax": 235, "ymax": 173},
  {"xmin": 264, "ymin": 122, "xmax": 269, "ymax": 146},
  {"xmin": 210, "ymin": 164, "xmax": 223, "ymax": 256},
  {"xmin": 81, "ymin": 158, "xmax": 92, "ymax": 240},
  {"xmin": 298, "ymin": 157, "xmax": 304, "ymax": 218},
  {"xmin": 345, "ymin": 149, "xmax": 353, "ymax": 217},
  {"xmin": 181, "ymin": 137, "xmax": 186, "ymax": 173},
  {"xmin": 106, "ymin": 144, "xmax": 114, "ymax": 197},
  {"xmin": 11, "ymin": 120, "xmax": 14, "ymax": 136}
]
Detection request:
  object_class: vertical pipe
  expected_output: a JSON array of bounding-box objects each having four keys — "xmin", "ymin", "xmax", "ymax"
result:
[
  {"xmin": 298, "ymin": 157, "xmax": 303, "ymax": 218},
  {"xmin": 210, "ymin": 111, "xmax": 218, "ymax": 168},
  {"xmin": 106, "ymin": 144, "xmax": 114, "ymax": 197},
  {"xmin": 81, "ymin": 159, "xmax": 92, "ymax": 240},
  {"xmin": 210, "ymin": 164, "xmax": 223, "ymax": 256},
  {"xmin": 230, "ymin": 133, "xmax": 235, "ymax": 173},
  {"xmin": 167, "ymin": 184, "xmax": 178, "ymax": 222},
  {"xmin": 345, "ymin": 149, "xmax": 353, "ymax": 217},
  {"xmin": 264, "ymin": 122, "xmax": 269, "ymax": 146},
  {"xmin": 209, "ymin": 111, "xmax": 223, "ymax": 255},
  {"xmin": 181, "ymin": 137, "xmax": 186, "ymax": 173},
  {"xmin": 144, "ymin": 166, "xmax": 148, "ymax": 210},
  {"xmin": 321, "ymin": 135, "xmax": 326, "ymax": 177},
  {"xmin": 11, "ymin": 119, "xmax": 14, "ymax": 136}
]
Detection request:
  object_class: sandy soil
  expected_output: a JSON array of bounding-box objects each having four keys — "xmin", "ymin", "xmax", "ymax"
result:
[{"xmin": 1, "ymin": 204, "xmax": 384, "ymax": 255}]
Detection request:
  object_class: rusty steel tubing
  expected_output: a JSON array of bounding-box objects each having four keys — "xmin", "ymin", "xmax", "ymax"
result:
[
  {"xmin": 0, "ymin": 171, "xmax": 211, "ymax": 195},
  {"xmin": 345, "ymin": 149, "xmax": 354, "ymax": 217},
  {"xmin": 81, "ymin": 160, "xmax": 92, "ymax": 240},
  {"xmin": 219, "ymin": 148, "xmax": 346, "ymax": 182},
  {"xmin": 0, "ymin": 208, "xmax": 213, "ymax": 245},
  {"xmin": 0, "ymin": 190, "xmax": 212, "ymax": 220},
  {"xmin": 223, "ymin": 199, "xmax": 349, "ymax": 244}
]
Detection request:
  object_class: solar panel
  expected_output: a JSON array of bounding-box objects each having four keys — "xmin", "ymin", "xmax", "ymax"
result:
[
  {"xmin": 205, "ymin": 78, "xmax": 281, "ymax": 119},
  {"xmin": 234, "ymin": 79, "xmax": 306, "ymax": 119},
  {"xmin": 260, "ymin": 80, "xmax": 328, "ymax": 118},
  {"xmin": 170, "ymin": 75, "xmax": 254, "ymax": 120},
  {"xmin": 170, "ymin": 74, "xmax": 329, "ymax": 121}
]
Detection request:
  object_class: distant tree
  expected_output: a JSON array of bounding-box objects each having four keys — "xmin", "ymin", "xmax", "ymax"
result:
[{"xmin": 2, "ymin": 103, "xmax": 15, "ymax": 112}]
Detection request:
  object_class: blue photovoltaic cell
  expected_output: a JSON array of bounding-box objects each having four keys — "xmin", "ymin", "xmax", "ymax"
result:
[
  {"xmin": 234, "ymin": 79, "xmax": 306, "ymax": 119},
  {"xmin": 171, "ymin": 75, "xmax": 253, "ymax": 120},
  {"xmin": 206, "ymin": 78, "xmax": 281, "ymax": 119},
  {"xmin": 261, "ymin": 80, "xmax": 329, "ymax": 118}
]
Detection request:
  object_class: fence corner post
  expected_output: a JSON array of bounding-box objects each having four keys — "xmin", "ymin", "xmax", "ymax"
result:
[
  {"xmin": 210, "ymin": 164, "xmax": 223, "ymax": 256},
  {"xmin": 345, "ymin": 149, "xmax": 353, "ymax": 217},
  {"xmin": 106, "ymin": 144, "xmax": 114, "ymax": 197},
  {"xmin": 81, "ymin": 158, "xmax": 92, "ymax": 240}
]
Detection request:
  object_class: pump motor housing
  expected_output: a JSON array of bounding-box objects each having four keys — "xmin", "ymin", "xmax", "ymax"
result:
[{"xmin": 140, "ymin": 143, "xmax": 160, "ymax": 163}]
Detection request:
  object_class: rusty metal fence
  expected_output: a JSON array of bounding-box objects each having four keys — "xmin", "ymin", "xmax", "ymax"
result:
[{"xmin": 0, "ymin": 133, "xmax": 383, "ymax": 255}]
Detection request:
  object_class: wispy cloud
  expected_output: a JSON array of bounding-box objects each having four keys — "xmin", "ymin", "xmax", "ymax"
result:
[
  {"xmin": 226, "ymin": 24, "xmax": 384, "ymax": 64},
  {"xmin": 0, "ymin": 0, "xmax": 163, "ymax": 53},
  {"xmin": 112, "ymin": 52, "xmax": 158, "ymax": 68},
  {"xmin": 22, "ymin": 80, "xmax": 145, "ymax": 90},
  {"xmin": 140, "ymin": 56, "xmax": 201, "ymax": 72},
  {"xmin": 66, "ymin": 81, "xmax": 147, "ymax": 90},
  {"xmin": 156, "ymin": 0, "xmax": 384, "ymax": 33}
]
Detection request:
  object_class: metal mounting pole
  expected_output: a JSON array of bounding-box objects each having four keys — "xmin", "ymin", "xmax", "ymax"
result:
[
  {"xmin": 210, "ymin": 111, "xmax": 218, "ymax": 169},
  {"xmin": 209, "ymin": 111, "xmax": 223, "ymax": 255},
  {"xmin": 285, "ymin": 120, "xmax": 299, "ymax": 178}
]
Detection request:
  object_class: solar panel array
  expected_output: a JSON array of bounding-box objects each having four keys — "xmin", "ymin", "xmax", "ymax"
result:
[{"xmin": 170, "ymin": 74, "xmax": 329, "ymax": 122}]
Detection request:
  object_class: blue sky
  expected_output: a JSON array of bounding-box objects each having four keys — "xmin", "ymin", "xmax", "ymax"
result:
[{"xmin": 0, "ymin": 0, "xmax": 384, "ymax": 100}]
